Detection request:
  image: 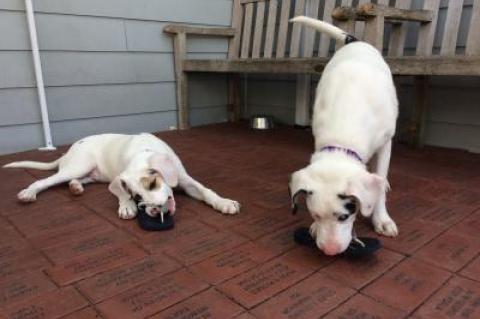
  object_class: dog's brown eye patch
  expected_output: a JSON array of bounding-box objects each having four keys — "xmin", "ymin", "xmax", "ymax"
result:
[{"xmin": 149, "ymin": 180, "xmax": 156, "ymax": 190}]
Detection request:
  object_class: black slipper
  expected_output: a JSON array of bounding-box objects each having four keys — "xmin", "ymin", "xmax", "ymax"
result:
[
  {"xmin": 293, "ymin": 227, "xmax": 381, "ymax": 257},
  {"xmin": 137, "ymin": 207, "xmax": 174, "ymax": 231}
]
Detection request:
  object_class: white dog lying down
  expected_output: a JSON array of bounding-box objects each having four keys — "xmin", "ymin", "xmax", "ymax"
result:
[
  {"xmin": 289, "ymin": 17, "xmax": 399, "ymax": 255},
  {"xmin": 3, "ymin": 133, "xmax": 240, "ymax": 218}
]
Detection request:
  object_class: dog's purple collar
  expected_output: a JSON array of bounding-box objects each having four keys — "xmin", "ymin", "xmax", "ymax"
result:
[{"xmin": 320, "ymin": 145, "xmax": 363, "ymax": 163}]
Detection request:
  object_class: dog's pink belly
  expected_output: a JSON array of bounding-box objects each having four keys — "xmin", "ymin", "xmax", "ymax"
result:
[{"xmin": 88, "ymin": 168, "xmax": 109, "ymax": 182}]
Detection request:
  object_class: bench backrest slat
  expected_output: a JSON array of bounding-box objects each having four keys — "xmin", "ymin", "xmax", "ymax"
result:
[
  {"xmin": 416, "ymin": 0, "xmax": 441, "ymax": 56},
  {"xmin": 264, "ymin": 0, "xmax": 278, "ymax": 58},
  {"xmin": 388, "ymin": 0, "xmax": 412, "ymax": 56},
  {"xmin": 466, "ymin": 0, "xmax": 480, "ymax": 55},
  {"xmin": 303, "ymin": 0, "xmax": 321, "ymax": 57},
  {"xmin": 276, "ymin": 0, "xmax": 292, "ymax": 58},
  {"xmin": 317, "ymin": 0, "xmax": 336, "ymax": 57},
  {"xmin": 240, "ymin": 2, "xmax": 254, "ymax": 58},
  {"xmin": 440, "ymin": 0, "xmax": 464, "ymax": 56},
  {"xmin": 228, "ymin": 0, "xmax": 243, "ymax": 58},
  {"xmin": 290, "ymin": 0, "xmax": 306, "ymax": 58},
  {"xmin": 252, "ymin": 1, "xmax": 266, "ymax": 58}
]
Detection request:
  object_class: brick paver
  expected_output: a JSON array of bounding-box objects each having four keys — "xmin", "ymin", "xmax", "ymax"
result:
[{"xmin": 0, "ymin": 123, "xmax": 478, "ymax": 318}]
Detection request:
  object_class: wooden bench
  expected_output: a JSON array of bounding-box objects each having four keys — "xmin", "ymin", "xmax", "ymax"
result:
[{"xmin": 165, "ymin": 0, "xmax": 480, "ymax": 146}]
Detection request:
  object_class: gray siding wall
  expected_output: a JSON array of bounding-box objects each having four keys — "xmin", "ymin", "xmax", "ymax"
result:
[
  {"xmin": 244, "ymin": 0, "xmax": 480, "ymax": 153},
  {"xmin": 0, "ymin": 0, "xmax": 232, "ymax": 154}
]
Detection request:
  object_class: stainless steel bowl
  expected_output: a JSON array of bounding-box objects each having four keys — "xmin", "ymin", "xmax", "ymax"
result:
[{"xmin": 250, "ymin": 116, "xmax": 274, "ymax": 130}]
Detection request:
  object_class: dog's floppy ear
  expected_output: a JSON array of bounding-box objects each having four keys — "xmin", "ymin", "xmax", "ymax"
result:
[
  {"xmin": 346, "ymin": 172, "xmax": 384, "ymax": 217},
  {"xmin": 289, "ymin": 169, "xmax": 313, "ymax": 215},
  {"xmin": 149, "ymin": 153, "xmax": 178, "ymax": 187},
  {"xmin": 108, "ymin": 175, "xmax": 132, "ymax": 198}
]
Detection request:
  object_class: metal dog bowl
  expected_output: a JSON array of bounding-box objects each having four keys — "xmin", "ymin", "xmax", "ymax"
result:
[{"xmin": 250, "ymin": 115, "xmax": 274, "ymax": 130}]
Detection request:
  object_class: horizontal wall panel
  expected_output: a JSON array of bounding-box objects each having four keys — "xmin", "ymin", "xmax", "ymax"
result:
[
  {"xmin": 125, "ymin": 20, "xmax": 229, "ymax": 53},
  {"xmin": 189, "ymin": 75, "xmax": 228, "ymax": 109},
  {"xmin": 425, "ymin": 122, "xmax": 480, "ymax": 153},
  {"xmin": 0, "ymin": 11, "xmax": 29, "ymax": 50},
  {"xmin": 37, "ymin": 13, "xmax": 127, "ymax": 51},
  {"xmin": 246, "ymin": 80, "xmax": 296, "ymax": 108},
  {"xmin": 190, "ymin": 106, "xmax": 228, "ymax": 126},
  {"xmin": 46, "ymin": 82, "xmax": 176, "ymax": 121},
  {"xmin": 0, "ymin": 0, "xmax": 233, "ymax": 26},
  {"xmin": 51, "ymin": 111, "xmax": 177, "ymax": 146},
  {"xmin": 0, "ymin": 123, "xmax": 44, "ymax": 155},
  {"xmin": 0, "ymin": 51, "xmax": 35, "ymax": 88},
  {"xmin": 0, "ymin": 87, "xmax": 40, "ymax": 126},
  {"xmin": 41, "ymin": 52, "xmax": 174, "ymax": 86},
  {"xmin": 428, "ymin": 87, "xmax": 480, "ymax": 126}
]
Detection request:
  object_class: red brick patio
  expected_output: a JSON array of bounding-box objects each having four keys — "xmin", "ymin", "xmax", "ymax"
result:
[{"xmin": 0, "ymin": 123, "xmax": 479, "ymax": 319}]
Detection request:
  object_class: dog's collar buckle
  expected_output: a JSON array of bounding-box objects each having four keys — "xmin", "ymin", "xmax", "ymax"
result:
[{"xmin": 320, "ymin": 145, "xmax": 363, "ymax": 163}]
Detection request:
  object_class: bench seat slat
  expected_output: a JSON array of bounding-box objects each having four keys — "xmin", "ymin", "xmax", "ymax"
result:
[
  {"xmin": 241, "ymin": 3, "xmax": 254, "ymax": 58},
  {"xmin": 263, "ymin": 0, "xmax": 278, "ymax": 58},
  {"xmin": 182, "ymin": 56, "xmax": 480, "ymax": 76}
]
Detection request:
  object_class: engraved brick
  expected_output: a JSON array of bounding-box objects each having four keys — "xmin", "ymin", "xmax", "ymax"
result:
[
  {"xmin": 321, "ymin": 248, "xmax": 404, "ymax": 289},
  {"xmin": 0, "ymin": 251, "xmax": 50, "ymax": 282},
  {"xmin": 46, "ymin": 243, "xmax": 146, "ymax": 285},
  {"xmin": 163, "ymin": 230, "xmax": 247, "ymax": 265},
  {"xmin": 252, "ymin": 273, "xmax": 355, "ymax": 319},
  {"xmin": 96, "ymin": 269, "xmax": 208, "ymax": 319},
  {"xmin": 232, "ymin": 211, "xmax": 301, "ymax": 240},
  {"xmin": 415, "ymin": 231, "xmax": 480, "ymax": 271},
  {"xmin": 0, "ymin": 272, "xmax": 56, "ymax": 308},
  {"xmin": 151, "ymin": 289, "xmax": 244, "ymax": 319},
  {"xmin": 42, "ymin": 229, "xmax": 131, "ymax": 263},
  {"xmin": 381, "ymin": 219, "xmax": 446, "ymax": 255},
  {"xmin": 76, "ymin": 254, "xmax": 181, "ymax": 303},
  {"xmin": 218, "ymin": 256, "xmax": 314, "ymax": 309},
  {"xmin": 363, "ymin": 258, "xmax": 450, "ymax": 312},
  {"xmin": 414, "ymin": 276, "xmax": 480, "ymax": 319},
  {"xmin": 0, "ymin": 287, "xmax": 88, "ymax": 319},
  {"xmin": 324, "ymin": 294, "xmax": 406, "ymax": 319},
  {"xmin": 190, "ymin": 242, "xmax": 274, "ymax": 284}
]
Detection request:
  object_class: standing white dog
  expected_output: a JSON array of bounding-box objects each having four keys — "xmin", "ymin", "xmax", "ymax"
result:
[
  {"xmin": 289, "ymin": 17, "xmax": 398, "ymax": 255},
  {"xmin": 3, "ymin": 133, "xmax": 240, "ymax": 218}
]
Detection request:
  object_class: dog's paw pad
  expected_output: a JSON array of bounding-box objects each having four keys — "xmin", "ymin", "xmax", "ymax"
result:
[
  {"xmin": 374, "ymin": 219, "xmax": 398, "ymax": 237},
  {"xmin": 217, "ymin": 199, "xmax": 240, "ymax": 215},
  {"xmin": 17, "ymin": 189, "xmax": 36, "ymax": 202},
  {"xmin": 69, "ymin": 180, "xmax": 84, "ymax": 196},
  {"xmin": 118, "ymin": 202, "xmax": 137, "ymax": 220}
]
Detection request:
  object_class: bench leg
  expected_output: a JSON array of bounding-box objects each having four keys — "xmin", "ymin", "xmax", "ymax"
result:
[
  {"xmin": 294, "ymin": 74, "xmax": 311, "ymax": 127},
  {"xmin": 173, "ymin": 32, "xmax": 189, "ymax": 129},
  {"xmin": 176, "ymin": 72, "xmax": 189, "ymax": 130},
  {"xmin": 227, "ymin": 74, "xmax": 241, "ymax": 122},
  {"xmin": 411, "ymin": 75, "xmax": 430, "ymax": 147}
]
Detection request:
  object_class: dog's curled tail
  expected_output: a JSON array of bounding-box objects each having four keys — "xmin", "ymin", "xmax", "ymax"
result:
[
  {"xmin": 3, "ymin": 158, "xmax": 60, "ymax": 170},
  {"xmin": 290, "ymin": 16, "xmax": 357, "ymax": 45}
]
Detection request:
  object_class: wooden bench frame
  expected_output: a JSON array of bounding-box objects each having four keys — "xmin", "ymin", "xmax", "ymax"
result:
[{"xmin": 165, "ymin": 0, "xmax": 480, "ymax": 146}]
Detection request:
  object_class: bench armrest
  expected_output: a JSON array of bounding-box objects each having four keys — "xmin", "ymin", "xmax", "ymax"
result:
[{"xmin": 164, "ymin": 25, "xmax": 236, "ymax": 37}]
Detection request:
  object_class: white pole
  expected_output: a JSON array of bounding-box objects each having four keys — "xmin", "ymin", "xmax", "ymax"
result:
[{"xmin": 24, "ymin": 0, "xmax": 56, "ymax": 151}]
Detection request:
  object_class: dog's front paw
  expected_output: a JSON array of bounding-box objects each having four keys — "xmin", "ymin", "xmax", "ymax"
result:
[
  {"xmin": 373, "ymin": 216, "xmax": 398, "ymax": 237},
  {"xmin": 118, "ymin": 201, "xmax": 137, "ymax": 219},
  {"xmin": 215, "ymin": 198, "xmax": 240, "ymax": 215},
  {"xmin": 17, "ymin": 189, "xmax": 37, "ymax": 203}
]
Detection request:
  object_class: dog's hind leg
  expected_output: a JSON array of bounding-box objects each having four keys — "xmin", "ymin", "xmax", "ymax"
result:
[
  {"xmin": 18, "ymin": 161, "xmax": 95, "ymax": 202},
  {"xmin": 69, "ymin": 177, "xmax": 96, "ymax": 196},
  {"xmin": 371, "ymin": 140, "xmax": 398, "ymax": 237}
]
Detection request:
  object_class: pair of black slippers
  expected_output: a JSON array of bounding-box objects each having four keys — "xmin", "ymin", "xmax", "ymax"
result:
[
  {"xmin": 135, "ymin": 203, "xmax": 381, "ymax": 258},
  {"xmin": 293, "ymin": 227, "xmax": 381, "ymax": 258},
  {"xmin": 136, "ymin": 203, "xmax": 174, "ymax": 231}
]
